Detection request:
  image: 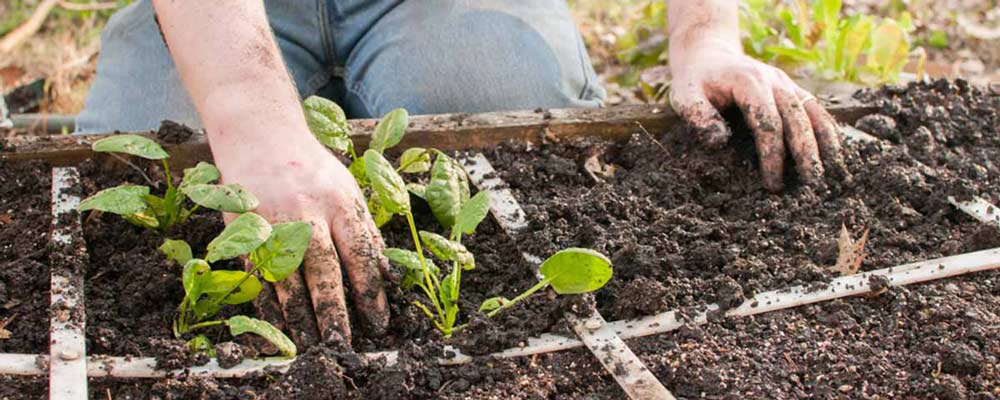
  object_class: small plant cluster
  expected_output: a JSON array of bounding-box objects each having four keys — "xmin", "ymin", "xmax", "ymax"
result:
[
  {"xmin": 80, "ymin": 135, "xmax": 308, "ymax": 357},
  {"xmin": 615, "ymin": 0, "xmax": 925, "ymax": 99},
  {"xmin": 305, "ymin": 97, "xmax": 614, "ymax": 338}
]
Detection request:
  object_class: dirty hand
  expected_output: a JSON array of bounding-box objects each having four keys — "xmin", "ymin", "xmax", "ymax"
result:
[
  {"xmin": 668, "ymin": 31, "xmax": 846, "ymax": 191},
  {"xmin": 213, "ymin": 133, "xmax": 389, "ymax": 349}
]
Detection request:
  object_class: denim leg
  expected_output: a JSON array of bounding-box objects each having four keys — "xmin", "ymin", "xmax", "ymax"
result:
[
  {"xmin": 329, "ymin": 0, "xmax": 605, "ymax": 118},
  {"xmin": 76, "ymin": 0, "xmax": 334, "ymax": 134}
]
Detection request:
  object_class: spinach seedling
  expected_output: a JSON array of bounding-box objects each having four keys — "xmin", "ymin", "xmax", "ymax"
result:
[
  {"xmin": 367, "ymin": 149, "xmax": 495, "ymax": 337},
  {"xmin": 478, "ymin": 248, "xmax": 613, "ymax": 317},
  {"xmin": 168, "ymin": 212, "xmax": 311, "ymax": 357},
  {"xmin": 79, "ymin": 135, "xmax": 259, "ymax": 231}
]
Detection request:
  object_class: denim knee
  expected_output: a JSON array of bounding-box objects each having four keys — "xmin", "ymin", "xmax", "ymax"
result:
[{"xmin": 341, "ymin": 3, "xmax": 604, "ymax": 118}]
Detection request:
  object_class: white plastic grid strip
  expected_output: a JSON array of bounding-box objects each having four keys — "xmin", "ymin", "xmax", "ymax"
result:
[{"xmin": 50, "ymin": 167, "xmax": 87, "ymax": 399}]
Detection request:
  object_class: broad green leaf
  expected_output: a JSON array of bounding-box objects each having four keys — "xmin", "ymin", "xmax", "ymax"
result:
[
  {"xmin": 187, "ymin": 335, "xmax": 216, "ymax": 357},
  {"xmin": 384, "ymin": 248, "xmax": 439, "ymax": 289},
  {"xmin": 348, "ymin": 156, "xmax": 368, "ymax": 186},
  {"xmin": 764, "ymin": 45, "xmax": 819, "ymax": 63},
  {"xmin": 369, "ymin": 108, "xmax": 409, "ymax": 153},
  {"xmin": 226, "ymin": 315, "xmax": 296, "ymax": 357},
  {"xmin": 478, "ymin": 296, "xmax": 509, "ymax": 313},
  {"xmin": 254, "ymin": 222, "xmax": 311, "ymax": 282},
  {"xmin": 425, "ymin": 152, "xmax": 470, "ymax": 228},
  {"xmin": 407, "ymin": 183, "xmax": 426, "ymax": 200},
  {"xmin": 202, "ymin": 270, "xmax": 263, "ymax": 305},
  {"xmin": 160, "ymin": 239, "xmax": 193, "ymax": 266},
  {"xmin": 418, "ymin": 231, "xmax": 474, "ymax": 270},
  {"xmin": 192, "ymin": 299, "xmax": 221, "ymax": 320},
  {"xmin": 838, "ymin": 16, "xmax": 873, "ymax": 76},
  {"xmin": 182, "ymin": 259, "xmax": 212, "ymax": 301},
  {"xmin": 927, "ymin": 29, "xmax": 948, "ymax": 49},
  {"xmin": 92, "ymin": 134, "xmax": 169, "ymax": 160},
  {"xmin": 123, "ymin": 209, "xmax": 160, "ymax": 229},
  {"xmin": 304, "ymin": 96, "xmax": 353, "ymax": 154},
  {"xmin": 206, "ymin": 213, "xmax": 272, "ymax": 262},
  {"xmin": 398, "ymin": 148, "xmax": 431, "ymax": 173},
  {"xmin": 367, "ymin": 193, "xmax": 394, "ymax": 228},
  {"xmin": 183, "ymin": 184, "xmax": 259, "ymax": 213},
  {"xmin": 79, "ymin": 185, "xmax": 150, "ymax": 215},
  {"xmin": 453, "ymin": 191, "xmax": 491, "ymax": 236},
  {"xmin": 364, "ymin": 150, "xmax": 410, "ymax": 214},
  {"xmin": 179, "ymin": 162, "xmax": 220, "ymax": 190},
  {"xmin": 868, "ymin": 20, "xmax": 909, "ymax": 82},
  {"xmin": 539, "ymin": 248, "xmax": 613, "ymax": 294}
]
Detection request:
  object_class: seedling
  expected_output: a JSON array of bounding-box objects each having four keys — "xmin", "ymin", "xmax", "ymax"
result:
[
  {"xmin": 305, "ymin": 97, "xmax": 613, "ymax": 338},
  {"xmin": 165, "ymin": 212, "xmax": 311, "ymax": 357},
  {"xmin": 478, "ymin": 248, "xmax": 613, "ymax": 317},
  {"xmin": 78, "ymin": 135, "xmax": 259, "ymax": 231}
]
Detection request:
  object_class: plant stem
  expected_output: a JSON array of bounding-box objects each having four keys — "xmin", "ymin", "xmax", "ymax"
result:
[
  {"xmin": 405, "ymin": 212, "xmax": 445, "ymax": 323},
  {"xmin": 216, "ymin": 264, "xmax": 261, "ymax": 306},
  {"xmin": 396, "ymin": 149, "xmax": 429, "ymax": 173},
  {"xmin": 487, "ymin": 276, "xmax": 555, "ymax": 318},
  {"xmin": 161, "ymin": 159, "xmax": 174, "ymax": 191},
  {"xmin": 187, "ymin": 320, "xmax": 224, "ymax": 331}
]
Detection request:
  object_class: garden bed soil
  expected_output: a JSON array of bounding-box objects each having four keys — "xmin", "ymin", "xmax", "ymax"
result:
[
  {"xmin": 0, "ymin": 159, "xmax": 51, "ymax": 398},
  {"xmin": 15, "ymin": 79, "xmax": 999, "ymax": 398}
]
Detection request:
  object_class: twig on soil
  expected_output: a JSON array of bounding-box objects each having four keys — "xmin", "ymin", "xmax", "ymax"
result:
[
  {"xmin": 57, "ymin": 1, "xmax": 119, "ymax": 11},
  {"xmin": 634, "ymin": 122, "xmax": 666, "ymax": 152}
]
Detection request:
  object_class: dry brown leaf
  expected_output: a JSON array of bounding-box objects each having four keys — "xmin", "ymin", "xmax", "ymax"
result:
[
  {"xmin": 829, "ymin": 224, "xmax": 870, "ymax": 276},
  {"xmin": 0, "ymin": 328, "xmax": 10, "ymax": 340}
]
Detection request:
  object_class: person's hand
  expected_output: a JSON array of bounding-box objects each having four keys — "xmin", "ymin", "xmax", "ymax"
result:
[
  {"xmin": 213, "ymin": 132, "xmax": 389, "ymax": 349},
  {"xmin": 668, "ymin": 37, "xmax": 846, "ymax": 191}
]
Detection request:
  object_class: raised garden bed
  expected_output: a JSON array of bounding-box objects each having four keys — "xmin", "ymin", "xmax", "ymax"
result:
[{"xmin": 0, "ymin": 79, "xmax": 998, "ymax": 399}]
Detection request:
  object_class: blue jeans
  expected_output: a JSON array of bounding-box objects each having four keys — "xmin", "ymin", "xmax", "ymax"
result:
[{"xmin": 76, "ymin": 0, "xmax": 605, "ymax": 133}]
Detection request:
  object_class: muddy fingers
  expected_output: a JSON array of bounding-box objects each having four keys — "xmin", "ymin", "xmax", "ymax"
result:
[
  {"xmin": 802, "ymin": 97, "xmax": 850, "ymax": 182},
  {"xmin": 329, "ymin": 197, "xmax": 390, "ymax": 337},
  {"xmin": 774, "ymin": 88, "xmax": 823, "ymax": 185},
  {"xmin": 734, "ymin": 82, "xmax": 785, "ymax": 192},
  {"xmin": 300, "ymin": 219, "xmax": 352, "ymax": 346},
  {"xmin": 271, "ymin": 271, "xmax": 321, "ymax": 349},
  {"xmin": 670, "ymin": 83, "xmax": 732, "ymax": 149}
]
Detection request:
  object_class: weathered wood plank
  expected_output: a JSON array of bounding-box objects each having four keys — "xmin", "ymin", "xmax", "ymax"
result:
[{"xmin": 1, "ymin": 103, "xmax": 874, "ymax": 168}]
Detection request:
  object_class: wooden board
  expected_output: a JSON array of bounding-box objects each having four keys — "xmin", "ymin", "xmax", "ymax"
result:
[{"xmin": 1, "ymin": 103, "xmax": 875, "ymax": 168}]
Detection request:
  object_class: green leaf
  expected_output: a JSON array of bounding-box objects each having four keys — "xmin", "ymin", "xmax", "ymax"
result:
[
  {"xmin": 160, "ymin": 239, "xmax": 193, "ymax": 266},
  {"xmin": 182, "ymin": 259, "xmax": 212, "ymax": 301},
  {"xmin": 367, "ymin": 192, "xmax": 394, "ymax": 228},
  {"xmin": 539, "ymin": 248, "xmax": 613, "ymax": 294},
  {"xmin": 364, "ymin": 150, "xmax": 410, "ymax": 214},
  {"xmin": 182, "ymin": 183, "xmax": 260, "ymax": 213},
  {"xmin": 478, "ymin": 296, "xmax": 509, "ymax": 313},
  {"xmin": 453, "ymin": 191, "xmax": 491, "ymax": 236},
  {"xmin": 187, "ymin": 335, "xmax": 216, "ymax": 357},
  {"xmin": 226, "ymin": 316, "xmax": 296, "ymax": 357},
  {"xmin": 370, "ymin": 108, "xmax": 408, "ymax": 153},
  {"xmin": 425, "ymin": 152, "xmax": 470, "ymax": 228},
  {"xmin": 179, "ymin": 162, "xmax": 220, "ymax": 191},
  {"xmin": 407, "ymin": 183, "xmax": 426, "ymax": 200},
  {"xmin": 202, "ymin": 270, "xmax": 263, "ymax": 305},
  {"xmin": 348, "ymin": 156, "xmax": 368, "ymax": 186},
  {"xmin": 418, "ymin": 231, "xmax": 474, "ymax": 270},
  {"xmin": 926, "ymin": 29, "xmax": 948, "ymax": 49},
  {"xmin": 254, "ymin": 222, "xmax": 311, "ymax": 282},
  {"xmin": 304, "ymin": 96, "xmax": 353, "ymax": 154},
  {"xmin": 867, "ymin": 20, "xmax": 909, "ymax": 81},
  {"xmin": 192, "ymin": 299, "xmax": 221, "ymax": 320},
  {"xmin": 79, "ymin": 184, "xmax": 150, "ymax": 215},
  {"xmin": 384, "ymin": 248, "xmax": 439, "ymax": 290},
  {"xmin": 206, "ymin": 213, "xmax": 272, "ymax": 263},
  {"xmin": 398, "ymin": 148, "xmax": 431, "ymax": 173},
  {"xmin": 123, "ymin": 209, "xmax": 161, "ymax": 229},
  {"xmin": 92, "ymin": 134, "xmax": 169, "ymax": 160}
]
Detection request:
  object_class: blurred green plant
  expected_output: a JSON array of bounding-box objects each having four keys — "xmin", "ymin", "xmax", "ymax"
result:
[{"xmin": 615, "ymin": 0, "xmax": 924, "ymax": 98}]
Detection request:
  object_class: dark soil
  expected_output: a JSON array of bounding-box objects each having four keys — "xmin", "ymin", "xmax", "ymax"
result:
[
  {"xmin": 0, "ymin": 160, "xmax": 51, "ymax": 398},
  {"xmin": 454, "ymin": 79, "xmax": 1000, "ymax": 397},
  {"xmin": 27, "ymin": 79, "xmax": 1000, "ymax": 398}
]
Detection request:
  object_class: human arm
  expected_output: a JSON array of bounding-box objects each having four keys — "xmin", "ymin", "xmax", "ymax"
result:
[
  {"xmin": 150, "ymin": 0, "xmax": 388, "ymax": 346},
  {"xmin": 667, "ymin": 0, "xmax": 846, "ymax": 191}
]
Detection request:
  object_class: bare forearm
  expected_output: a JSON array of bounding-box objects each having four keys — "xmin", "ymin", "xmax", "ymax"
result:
[
  {"xmin": 667, "ymin": 0, "xmax": 741, "ymax": 62},
  {"xmin": 151, "ymin": 0, "xmax": 313, "ymax": 171}
]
